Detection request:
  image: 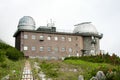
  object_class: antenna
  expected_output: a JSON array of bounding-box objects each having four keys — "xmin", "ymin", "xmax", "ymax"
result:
[
  {"xmin": 47, "ymin": 19, "xmax": 55, "ymax": 27},
  {"xmin": 50, "ymin": 19, "xmax": 52, "ymax": 24}
]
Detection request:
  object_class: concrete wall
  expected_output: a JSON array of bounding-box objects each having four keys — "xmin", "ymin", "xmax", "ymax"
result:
[{"xmin": 83, "ymin": 36, "xmax": 100, "ymax": 55}]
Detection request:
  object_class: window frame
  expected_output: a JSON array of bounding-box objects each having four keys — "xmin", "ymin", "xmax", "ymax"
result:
[
  {"xmin": 61, "ymin": 37, "xmax": 65, "ymax": 41},
  {"xmin": 54, "ymin": 47, "xmax": 58, "ymax": 52},
  {"xmin": 24, "ymin": 46, "xmax": 28, "ymax": 51},
  {"xmin": 47, "ymin": 36, "xmax": 51, "ymax": 40},
  {"xmin": 40, "ymin": 35, "xmax": 44, "ymax": 39},
  {"xmin": 68, "ymin": 37, "xmax": 72, "ymax": 42},
  {"xmin": 31, "ymin": 46, "xmax": 36, "ymax": 51},
  {"xmin": 68, "ymin": 48, "xmax": 72, "ymax": 52},
  {"xmin": 32, "ymin": 35, "xmax": 36, "ymax": 40},
  {"xmin": 54, "ymin": 36, "xmax": 58, "ymax": 41},
  {"xmin": 40, "ymin": 46, "xmax": 44, "ymax": 51},
  {"xmin": 61, "ymin": 47, "xmax": 65, "ymax": 52},
  {"xmin": 24, "ymin": 35, "xmax": 28, "ymax": 39},
  {"xmin": 47, "ymin": 47, "xmax": 51, "ymax": 52}
]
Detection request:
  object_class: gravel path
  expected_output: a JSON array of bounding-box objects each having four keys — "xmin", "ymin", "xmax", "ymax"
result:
[{"xmin": 21, "ymin": 60, "xmax": 33, "ymax": 80}]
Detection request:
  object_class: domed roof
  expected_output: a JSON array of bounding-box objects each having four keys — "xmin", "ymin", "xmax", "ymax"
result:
[
  {"xmin": 18, "ymin": 16, "xmax": 35, "ymax": 30},
  {"xmin": 73, "ymin": 22, "xmax": 98, "ymax": 34}
]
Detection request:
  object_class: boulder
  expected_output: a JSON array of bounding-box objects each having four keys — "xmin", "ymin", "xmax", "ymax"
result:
[
  {"xmin": 78, "ymin": 75, "xmax": 84, "ymax": 80},
  {"xmin": 96, "ymin": 71, "xmax": 106, "ymax": 80},
  {"xmin": 90, "ymin": 76, "xmax": 98, "ymax": 80}
]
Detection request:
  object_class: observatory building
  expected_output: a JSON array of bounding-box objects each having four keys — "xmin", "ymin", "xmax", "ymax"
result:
[{"xmin": 13, "ymin": 16, "xmax": 103, "ymax": 59}]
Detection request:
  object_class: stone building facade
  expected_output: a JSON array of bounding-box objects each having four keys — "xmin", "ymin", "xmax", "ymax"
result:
[{"xmin": 13, "ymin": 16, "xmax": 103, "ymax": 59}]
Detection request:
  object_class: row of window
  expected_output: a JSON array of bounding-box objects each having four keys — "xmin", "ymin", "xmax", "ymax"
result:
[
  {"xmin": 24, "ymin": 46, "xmax": 73, "ymax": 52},
  {"xmin": 24, "ymin": 34, "xmax": 75, "ymax": 42}
]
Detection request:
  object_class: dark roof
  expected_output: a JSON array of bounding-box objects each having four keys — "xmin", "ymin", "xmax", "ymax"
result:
[{"xmin": 13, "ymin": 29, "xmax": 103, "ymax": 39}]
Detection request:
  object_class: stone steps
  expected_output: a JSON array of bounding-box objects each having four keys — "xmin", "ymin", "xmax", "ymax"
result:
[{"xmin": 21, "ymin": 61, "xmax": 33, "ymax": 80}]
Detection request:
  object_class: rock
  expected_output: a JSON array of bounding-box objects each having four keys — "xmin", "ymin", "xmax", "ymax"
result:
[
  {"xmin": 38, "ymin": 72, "xmax": 46, "ymax": 80},
  {"xmin": 78, "ymin": 75, "xmax": 84, "ymax": 80},
  {"xmin": 61, "ymin": 57, "xmax": 65, "ymax": 60},
  {"xmin": 12, "ymin": 70, "xmax": 16, "ymax": 74},
  {"xmin": 96, "ymin": 71, "xmax": 106, "ymax": 80},
  {"xmin": 34, "ymin": 62, "xmax": 39, "ymax": 66},
  {"xmin": 1, "ymin": 74, "xmax": 9, "ymax": 80},
  {"xmin": 90, "ymin": 76, "xmax": 98, "ymax": 80},
  {"xmin": 73, "ymin": 69, "xmax": 77, "ymax": 72}
]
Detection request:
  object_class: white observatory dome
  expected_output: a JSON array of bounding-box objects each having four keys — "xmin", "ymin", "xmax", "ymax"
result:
[
  {"xmin": 18, "ymin": 16, "xmax": 35, "ymax": 30},
  {"xmin": 73, "ymin": 22, "xmax": 98, "ymax": 34}
]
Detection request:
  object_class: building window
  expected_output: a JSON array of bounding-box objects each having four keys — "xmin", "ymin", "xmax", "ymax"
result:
[
  {"xmin": 54, "ymin": 47, "xmax": 58, "ymax": 52},
  {"xmin": 24, "ymin": 46, "xmax": 28, "ymax": 50},
  {"xmin": 40, "ymin": 47, "xmax": 44, "ymax": 51},
  {"xmin": 47, "ymin": 36, "xmax": 51, "ymax": 40},
  {"xmin": 40, "ymin": 36, "xmax": 44, "ymax": 39},
  {"xmin": 31, "ymin": 46, "xmax": 36, "ymax": 51},
  {"xmin": 69, "ymin": 48, "xmax": 72, "ymax": 52},
  {"xmin": 24, "ymin": 35, "xmax": 28, "ymax": 39},
  {"xmin": 61, "ymin": 37, "xmax": 65, "ymax": 41},
  {"xmin": 54, "ymin": 37, "xmax": 58, "ymax": 41},
  {"xmin": 40, "ymin": 36, "xmax": 44, "ymax": 41},
  {"xmin": 61, "ymin": 47, "xmax": 65, "ymax": 52},
  {"xmin": 32, "ymin": 35, "xmax": 36, "ymax": 40},
  {"xmin": 68, "ymin": 38, "xmax": 72, "ymax": 42},
  {"xmin": 48, "ymin": 47, "xmax": 51, "ymax": 51}
]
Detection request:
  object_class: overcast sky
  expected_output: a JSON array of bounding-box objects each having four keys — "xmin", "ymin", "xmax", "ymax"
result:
[{"xmin": 0, "ymin": 0, "xmax": 120, "ymax": 56}]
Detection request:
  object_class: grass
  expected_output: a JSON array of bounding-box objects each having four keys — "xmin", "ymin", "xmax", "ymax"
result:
[
  {"xmin": 29, "ymin": 59, "xmax": 118, "ymax": 80},
  {"xmin": 0, "ymin": 41, "xmax": 25, "ymax": 79},
  {"xmin": 0, "ymin": 58, "xmax": 25, "ymax": 80},
  {"xmin": 64, "ymin": 59, "xmax": 114, "ymax": 70},
  {"xmin": 64, "ymin": 60, "xmax": 116, "ymax": 80}
]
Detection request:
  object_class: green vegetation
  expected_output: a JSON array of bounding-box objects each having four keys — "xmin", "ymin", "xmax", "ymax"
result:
[
  {"xmin": 30, "ymin": 54, "xmax": 120, "ymax": 80},
  {"xmin": 64, "ymin": 54, "xmax": 120, "ymax": 80},
  {"xmin": 64, "ymin": 59, "xmax": 114, "ymax": 80},
  {"xmin": 0, "ymin": 42, "xmax": 24, "ymax": 61},
  {"xmin": 6, "ymin": 47, "xmax": 24, "ymax": 61},
  {"xmin": 0, "ymin": 42, "xmax": 25, "ymax": 79},
  {"xmin": 0, "ymin": 58, "xmax": 25, "ymax": 79},
  {"xmin": 1, "ymin": 40, "xmax": 118, "ymax": 80},
  {"xmin": 40, "ymin": 61, "xmax": 59, "ymax": 78},
  {"xmin": 65, "ymin": 53, "xmax": 120, "ymax": 65}
]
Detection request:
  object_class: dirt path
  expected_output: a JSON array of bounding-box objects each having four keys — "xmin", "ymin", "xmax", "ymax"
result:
[{"xmin": 21, "ymin": 60, "xmax": 33, "ymax": 80}]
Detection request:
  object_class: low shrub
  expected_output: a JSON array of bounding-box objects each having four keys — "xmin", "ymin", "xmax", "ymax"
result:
[
  {"xmin": 40, "ymin": 61, "xmax": 59, "ymax": 78},
  {"xmin": 0, "ymin": 50, "xmax": 6, "ymax": 62},
  {"xmin": 64, "ymin": 53, "xmax": 120, "ymax": 65},
  {"xmin": 6, "ymin": 48, "xmax": 24, "ymax": 61}
]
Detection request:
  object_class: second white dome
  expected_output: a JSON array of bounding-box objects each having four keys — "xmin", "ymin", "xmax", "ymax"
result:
[{"xmin": 73, "ymin": 22, "xmax": 98, "ymax": 34}]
